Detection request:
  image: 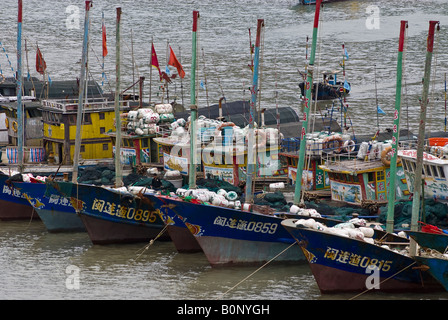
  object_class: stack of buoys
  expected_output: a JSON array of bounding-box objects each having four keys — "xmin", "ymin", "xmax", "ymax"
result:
[
  {"xmin": 126, "ymin": 108, "xmax": 161, "ymax": 135},
  {"xmin": 294, "ymin": 216, "xmax": 409, "ymax": 254},
  {"xmin": 155, "ymin": 104, "xmax": 175, "ymax": 123},
  {"xmin": 175, "ymin": 187, "xmax": 242, "ymax": 210}
]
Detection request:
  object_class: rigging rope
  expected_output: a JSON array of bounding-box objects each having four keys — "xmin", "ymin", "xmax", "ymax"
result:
[{"xmin": 217, "ymin": 242, "xmax": 297, "ymax": 299}]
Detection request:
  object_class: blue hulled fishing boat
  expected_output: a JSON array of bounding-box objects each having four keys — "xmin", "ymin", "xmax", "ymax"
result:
[
  {"xmin": 146, "ymin": 193, "xmax": 304, "ymax": 266},
  {"xmin": 52, "ymin": 181, "xmax": 169, "ymax": 244},
  {"xmin": 282, "ymin": 18, "xmax": 447, "ymax": 294}
]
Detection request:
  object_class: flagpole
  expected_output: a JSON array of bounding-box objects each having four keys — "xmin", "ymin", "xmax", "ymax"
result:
[
  {"xmin": 294, "ymin": 0, "xmax": 322, "ymax": 205},
  {"xmin": 72, "ymin": 1, "xmax": 92, "ymax": 182},
  {"xmin": 410, "ymin": 20, "xmax": 439, "ymax": 256},
  {"xmin": 149, "ymin": 37, "xmax": 153, "ymax": 105},
  {"xmin": 188, "ymin": 11, "xmax": 199, "ymax": 190},
  {"xmin": 386, "ymin": 20, "xmax": 408, "ymax": 233},
  {"xmin": 114, "ymin": 7, "xmax": 123, "ymax": 187},
  {"xmin": 101, "ymin": 11, "xmax": 105, "ymax": 91},
  {"xmin": 179, "ymin": 46, "xmax": 184, "ymax": 109},
  {"xmin": 245, "ymin": 18, "xmax": 264, "ymax": 204},
  {"xmin": 17, "ymin": 0, "xmax": 23, "ymax": 173}
]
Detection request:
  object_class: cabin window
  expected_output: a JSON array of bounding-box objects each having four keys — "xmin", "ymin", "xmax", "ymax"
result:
[
  {"xmin": 80, "ymin": 145, "xmax": 85, "ymax": 153},
  {"xmin": 432, "ymin": 165, "xmax": 439, "ymax": 178},
  {"xmin": 103, "ymin": 143, "xmax": 108, "ymax": 151},
  {"xmin": 83, "ymin": 113, "xmax": 92, "ymax": 124},
  {"xmin": 141, "ymin": 138, "xmax": 149, "ymax": 148},
  {"xmin": 353, "ymin": 175, "xmax": 359, "ymax": 183},
  {"xmin": 99, "ymin": 112, "xmax": 105, "ymax": 120},
  {"xmin": 409, "ymin": 161, "xmax": 416, "ymax": 173},
  {"xmin": 439, "ymin": 166, "xmax": 446, "ymax": 179},
  {"xmin": 100, "ymin": 127, "xmax": 105, "ymax": 134},
  {"xmin": 69, "ymin": 114, "xmax": 77, "ymax": 125},
  {"xmin": 401, "ymin": 159, "xmax": 408, "ymax": 172},
  {"xmin": 368, "ymin": 172, "xmax": 375, "ymax": 182},
  {"xmin": 424, "ymin": 165, "xmax": 432, "ymax": 177},
  {"xmin": 376, "ymin": 170, "xmax": 385, "ymax": 181}
]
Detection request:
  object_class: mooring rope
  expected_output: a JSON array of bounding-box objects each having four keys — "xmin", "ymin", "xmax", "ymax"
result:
[
  {"xmin": 217, "ymin": 242, "xmax": 297, "ymax": 299},
  {"xmin": 349, "ymin": 260, "xmax": 417, "ymax": 300},
  {"xmin": 134, "ymin": 223, "xmax": 169, "ymax": 262}
]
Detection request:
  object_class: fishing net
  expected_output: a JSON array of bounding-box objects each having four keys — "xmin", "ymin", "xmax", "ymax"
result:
[{"xmin": 377, "ymin": 199, "xmax": 448, "ymax": 229}]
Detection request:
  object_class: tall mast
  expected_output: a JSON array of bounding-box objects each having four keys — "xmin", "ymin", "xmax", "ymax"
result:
[
  {"xmin": 114, "ymin": 7, "xmax": 123, "ymax": 187},
  {"xmin": 72, "ymin": 1, "xmax": 92, "ymax": 183},
  {"xmin": 410, "ymin": 20, "xmax": 439, "ymax": 255},
  {"xmin": 17, "ymin": 0, "xmax": 23, "ymax": 173},
  {"xmin": 188, "ymin": 10, "xmax": 199, "ymax": 189},
  {"xmin": 386, "ymin": 20, "xmax": 408, "ymax": 233},
  {"xmin": 245, "ymin": 19, "xmax": 264, "ymax": 204},
  {"xmin": 294, "ymin": 0, "xmax": 322, "ymax": 205}
]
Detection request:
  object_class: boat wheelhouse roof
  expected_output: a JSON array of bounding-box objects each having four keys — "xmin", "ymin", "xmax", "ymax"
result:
[{"xmin": 320, "ymin": 158, "xmax": 386, "ymax": 175}]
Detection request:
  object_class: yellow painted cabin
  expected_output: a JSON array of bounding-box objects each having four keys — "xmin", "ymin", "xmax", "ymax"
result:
[{"xmin": 41, "ymin": 98, "xmax": 130, "ymax": 164}]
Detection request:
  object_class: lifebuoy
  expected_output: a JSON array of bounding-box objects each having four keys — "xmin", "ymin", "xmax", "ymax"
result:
[
  {"xmin": 213, "ymin": 122, "xmax": 235, "ymax": 136},
  {"xmin": 5, "ymin": 118, "xmax": 9, "ymax": 129},
  {"xmin": 12, "ymin": 121, "xmax": 18, "ymax": 133},
  {"xmin": 343, "ymin": 139, "xmax": 356, "ymax": 153},
  {"xmin": 380, "ymin": 146, "xmax": 401, "ymax": 167},
  {"xmin": 323, "ymin": 135, "xmax": 343, "ymax": 153}
]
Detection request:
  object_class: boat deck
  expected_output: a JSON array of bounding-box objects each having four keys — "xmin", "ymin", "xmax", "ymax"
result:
[{"xmin": 320, "ymin": 158, "xmax": 385, "ymax": 174}]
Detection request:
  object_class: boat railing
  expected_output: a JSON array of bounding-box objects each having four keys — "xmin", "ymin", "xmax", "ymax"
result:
[
  {"xmin": 41, "ymin": 97, "xmax": 131, "ymax": 112},
  {"xmin": 399, "ymin": 138, "xmax": 448, "ymax": 157}
]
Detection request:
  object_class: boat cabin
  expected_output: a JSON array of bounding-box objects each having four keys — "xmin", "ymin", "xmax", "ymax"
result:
[
  {"xmin": 320, "ymin": 142, "xmax": 411, "ymax": 207},
  {"xmin": 40, "ymin": 97, "xmax": 130, "ymax": 164},
  {"xmin": 399, "ymin": 137, "xmax": 448, "ymax": 202}
]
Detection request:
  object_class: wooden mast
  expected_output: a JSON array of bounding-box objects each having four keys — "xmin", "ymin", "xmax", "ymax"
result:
[
  {"xmin": 294, "ymin": 0, "xmax": 322, "ymax": 205},
  {"xmin": 188, "ymin": 10, "xmax": 199, "ymax": 189},
  {"xmin": 17, "ymin": 0, "xmax": 23, "ymax": 173},
  {"xmin": 245, "ymin": 19, "xmax": 264, "ymax": 204},
  {"xmin": 410, "ymin": 20, "xmax": 440, "ymax": 255},
  {"xmin": 386, "ymin": 20, "xmax": 408, "ymax": 233},
  {"xmin": 114, "ymin": 7, "xmax": 123, "ymax": 187},
  {"xmin": 72, "ymin": 1, "xmax": 92, "ymax": 183}
]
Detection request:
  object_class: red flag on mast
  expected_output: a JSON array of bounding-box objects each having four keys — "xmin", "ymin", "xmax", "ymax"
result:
[
  {"xmin": 102, "ymin": 21, "xmax": 108, "ymax": 57},
  {"xmin": 151, "ymin": 43, "xmax": 162, "ymax": 80},
  {"xmin": 36, "ymin": 46, "xmax": 46, "ymax": 75},
  {"xmin": 168, "ymin": 46, "xmax": 185, "ymax": 79}
]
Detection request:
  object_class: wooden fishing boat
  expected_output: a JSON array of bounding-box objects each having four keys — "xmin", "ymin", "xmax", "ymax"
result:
[
  {"xmin": 15, "ymin": 177, "xmax": 85, "ymax": 231},
  {"xmin": 398, "ymin": 136, "xmax": 448, "ymax": 202},
  {"xmin": 299, "ymin": 70, "xmax": 350, "ymax": 101},
  {"xmin": 281, "ymin": 19, "xmax": 446, "ymax": 294},
  {"xmin": 281, "ymin": 218, "xmax": 443, "ymax": 293},
  {"xmin": 405, "ymin": 224, "xmax": 448, "ymax": 291},
  {"xmin": 319, "ymin": 140, "xmax": 411, "ymax": 209},
  {"xmin": 65, "ymin": 182, "xmax": 170, "ymax": 244}
]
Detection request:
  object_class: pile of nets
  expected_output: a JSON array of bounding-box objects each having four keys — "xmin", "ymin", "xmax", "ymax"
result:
[
  {"xmin": 77, "ymin": 166, "xmax": 175, "ymax": 192},
  {"xmin": 378, "ymin": 199, "xmax": 448, "ymax": 229},
  {"xmin": 254, "ymin": 191, "xmax": 289, "ymax": 211}
]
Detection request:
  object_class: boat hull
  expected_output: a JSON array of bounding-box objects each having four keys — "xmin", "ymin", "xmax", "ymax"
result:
[
  {"xmin": 151, "ymin": 196, "xmax": 305, "ymax": 266},
  {"xmin": 18, "ymin": 180, "xmax": 85, "ymax": 232},
  {"xmin": 0, "ymin": 173, "xmax": 39, "ymax": 221},
  {"xmin": 407, "ymin": 230, "xmax": 448, "ymax": 254},
  {"xmin": 145, "ymin": 194, "xmax": 202, "ymax": 253},
  {"xmin": 51, "ymin": 182, "xmax": 170, "ymax": 244},
  {"xmin": 414, "ymin": 256, "xmax": 448, "ymax": 291},
  {"xmin": 78, "ymin": 213, "xmax": 167, "ymax": 244},
  {"xmin": 281, "ymin": 219, "xmax": 444, "ymax": 293}
]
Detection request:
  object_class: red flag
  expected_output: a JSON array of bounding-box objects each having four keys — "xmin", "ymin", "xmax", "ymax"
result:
[
  {"xmin": 36, "ymin": 46, "xmax": 46, "ymax": 75},
  {"xmin": 102, "ymin": 22, "xmax": 108, "ymax": 57},
  {"xmin": 151, "ymin": 43, "xmax": 162, "ymax": 80},
  {"xmin": 168, "ymin": 46, "xmax": 185, "ymax": 79}
]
